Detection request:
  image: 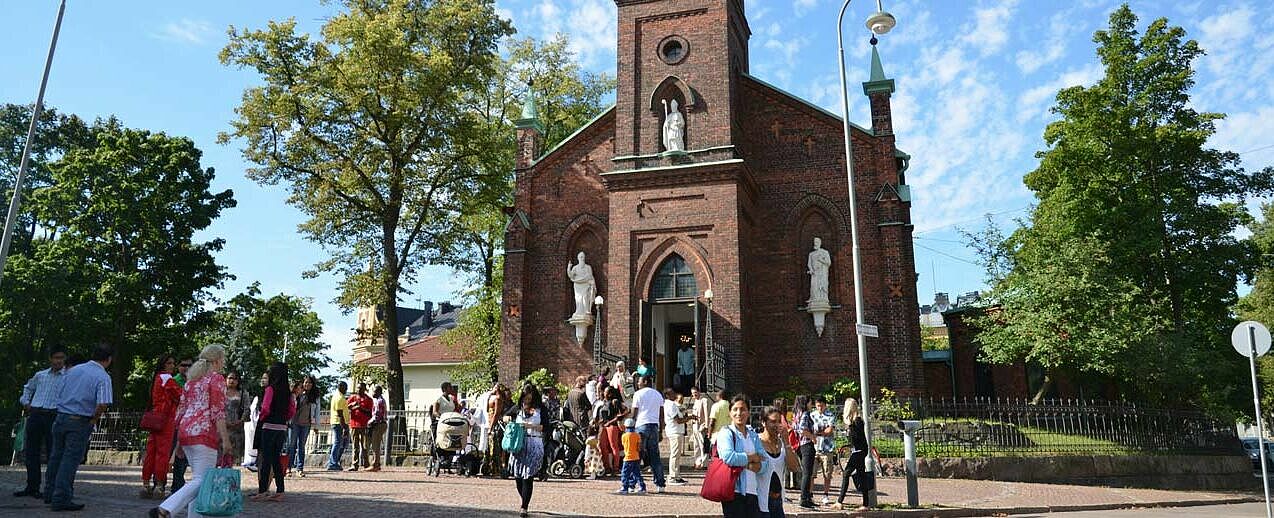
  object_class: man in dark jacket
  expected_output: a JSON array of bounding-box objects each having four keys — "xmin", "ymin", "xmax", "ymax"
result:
[{"xmin": 565, "ymin": 376, "xmax": 591, "ymax": 427}]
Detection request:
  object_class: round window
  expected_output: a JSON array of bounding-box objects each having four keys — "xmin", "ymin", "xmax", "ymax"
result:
[{"xmin": 658, "ymin": 36, "xmax": 688, "ymax": 65}]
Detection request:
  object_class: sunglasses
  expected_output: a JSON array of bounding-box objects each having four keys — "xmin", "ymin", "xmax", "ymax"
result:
[{"xmin": 179, "ymin": 363, "xmax": 192, "ymax": 368}]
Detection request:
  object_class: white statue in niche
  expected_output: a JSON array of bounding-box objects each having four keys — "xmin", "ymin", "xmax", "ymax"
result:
[
  {"xmin": 808, "ymin": 237, "xmax": 831, "ymax": 304},
  {"xmin": 567, "ymin": 251, "xmax": 596, "ymax": 318},
  {"xmin": 807, "ymin": 237, "xmax": 833, "ymax": 336},
  {"xmin": 662, "ymin": 98, "xmax": 685, "ymax": 153}
]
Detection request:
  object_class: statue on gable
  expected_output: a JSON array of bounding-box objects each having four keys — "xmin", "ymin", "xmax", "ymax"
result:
[{"xmin": 662, "ymin": 98, "xmax": 685, "ymax": 153}]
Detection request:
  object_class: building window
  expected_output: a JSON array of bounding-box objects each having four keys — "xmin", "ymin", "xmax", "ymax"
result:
[
  {"xmin": 651, "ymin": 254, "xmax": 697, "ymax": 300},
  {"xmin": 658, "ymin": 36, "xmax": 689, "ymax": 65}
]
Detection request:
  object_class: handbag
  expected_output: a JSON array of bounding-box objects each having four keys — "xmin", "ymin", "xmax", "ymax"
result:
[
  {"xmin": 502, "ymin": 421, "xmax": 526, "ymax": 454},
  {"xmin": 193, "ymin": 467, "xmax": 243, "ymax": 516},
  {"xmin": 12, "ymin": 418, "xmax": 25, "ymax": 455},
  {"xmin": 139, "ymin": 410, "xmax": 168, "ymax": 433},
  {"xmin": 700, "ymin": 429, "xmax": 744, "ymax": 503}
]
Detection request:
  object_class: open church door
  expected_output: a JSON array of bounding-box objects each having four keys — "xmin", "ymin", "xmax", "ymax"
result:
[{"xmin": 638, "ymin": 299, "xmax": 653, "ymax": 368}]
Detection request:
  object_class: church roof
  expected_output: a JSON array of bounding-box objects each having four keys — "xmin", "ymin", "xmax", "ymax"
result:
[{"xmin": 532, "ymin": 105, "xmax": 615, "ymax": 167}]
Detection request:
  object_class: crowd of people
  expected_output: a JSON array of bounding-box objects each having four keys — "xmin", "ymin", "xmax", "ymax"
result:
[
  {"xmin": 13, "ymin": 344, "xmax": 338, "ymax": 515},
  {"xmin": 14, "ymin": 349, "xmax": 873, "ymax": 518}
]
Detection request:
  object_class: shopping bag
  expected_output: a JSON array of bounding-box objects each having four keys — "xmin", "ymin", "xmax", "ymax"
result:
[
  {"xmin": 12, "ymin": 418, "xmax": 24, "ymax": 456},
  {"xmin": 502, "ymin": 422, "xmax": 526, "ymax": 454},
  {"xmin": 193, "ymin": 467, "xmax": 243, "ymax": 516},
  {"xmin": 699, "ymin": 433, "xmax": 743, "ymax": 503}
]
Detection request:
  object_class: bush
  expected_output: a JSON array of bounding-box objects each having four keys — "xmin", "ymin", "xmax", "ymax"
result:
[{"xmin": 512, "ymin": 368, "xmax": 568, "ymax": 401}]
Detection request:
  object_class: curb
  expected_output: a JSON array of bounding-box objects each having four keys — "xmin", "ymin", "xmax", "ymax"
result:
[{"xmin": 565, "ymin": 496, "xmax": 1263, "ymax": 518}]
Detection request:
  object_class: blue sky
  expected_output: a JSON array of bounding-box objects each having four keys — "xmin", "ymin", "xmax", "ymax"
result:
[{"xmin": 3, "ymin": 0, "xmax": 1272, "ymax": 372}]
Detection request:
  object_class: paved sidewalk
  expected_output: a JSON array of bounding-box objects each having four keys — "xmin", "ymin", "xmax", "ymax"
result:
[{"xmin": 0, "ymin": 466, "xmax": 1259, "ymax": 517}]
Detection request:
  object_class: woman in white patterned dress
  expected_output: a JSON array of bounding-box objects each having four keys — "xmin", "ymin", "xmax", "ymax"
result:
[{"xmin": 504, "ymin": 384, "xmax": 545, "ymax": 518}]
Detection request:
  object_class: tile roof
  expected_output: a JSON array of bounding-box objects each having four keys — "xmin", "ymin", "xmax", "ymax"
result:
[{"xmin": 357, "ymin": 334, "xmax": 465, "ymax": 366}]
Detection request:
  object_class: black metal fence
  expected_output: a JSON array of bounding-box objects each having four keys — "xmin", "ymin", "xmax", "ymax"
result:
[{"xmin": 867, "ymin": 398, "xmax": 1240, "ymax": 457}]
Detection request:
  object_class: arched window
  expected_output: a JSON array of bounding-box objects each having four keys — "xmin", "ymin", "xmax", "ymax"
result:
[{"xmin": 651, "ymin": 254, "xmax": 696, "ymax": 300}]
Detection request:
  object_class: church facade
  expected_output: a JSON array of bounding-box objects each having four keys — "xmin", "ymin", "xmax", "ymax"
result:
[{"xmin": 500, "ymin": 0, "xmax": 924, "ymax": 396}]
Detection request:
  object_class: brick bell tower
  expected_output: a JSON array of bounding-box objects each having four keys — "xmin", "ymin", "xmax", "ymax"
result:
[{"xmin": 613, "ymin": 0, "xmax": 750, "ymax": 162}]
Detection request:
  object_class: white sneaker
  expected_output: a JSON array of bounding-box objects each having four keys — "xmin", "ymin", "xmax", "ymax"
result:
[
  {"xmin": 654, "ymin": 486, "xmax": 665, "ymax": 494},
  {"xmin": 822, "ymin": 496, "xmax": 831, "ymax": 506}
]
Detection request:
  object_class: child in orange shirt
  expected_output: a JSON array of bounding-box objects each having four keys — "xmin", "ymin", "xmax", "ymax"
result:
[{"xmin": 617, "ymin": 418, "xmax": 646, "ymax": 495}]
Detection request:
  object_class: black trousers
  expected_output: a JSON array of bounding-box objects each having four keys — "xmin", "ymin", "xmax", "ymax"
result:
[
  {"xmin": 22, "ymin": 411, "xmax": 55, "ymax": 492},
  {"xmin": 514, "ymin": 477, "xmax": 535, "ymax": 509},
  {"xmin": 170, "ymin": 429, "xmax": 187, "ymax": 492},
  {"xmin": 798, "ymin": 442, "xmax": 816, "ymax": 504},
  {"xmin": 837, "ymin": 450, "xmax": 872, "ymax": 507},
  {"xmin": 722, "ymin": 493, "xmax": 761, "ymax": 518},
  {"xmin": 258, "ymin": 428, "xmax": 287, "ymax": 494}
]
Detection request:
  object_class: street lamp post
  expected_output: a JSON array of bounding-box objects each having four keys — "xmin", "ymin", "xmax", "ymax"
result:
[
  {"xmin": 593, "ymin": 295, "xmax": 605, "ymax": 370},
  {"xmin": 700, "ymin": 289, "xmax": 715, "ymax": 392},
  {"xmin": 837, "ymin": 0, "xmax": 896, "ymax": 508}
]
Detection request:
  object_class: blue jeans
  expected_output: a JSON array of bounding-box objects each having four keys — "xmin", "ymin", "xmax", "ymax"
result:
[
  {"xmin": 620, "ymin": 459, "xmax": 646, "ymax": 492},
  {"xmin": 327, "ymin": 424, "xmax": 348, "ymax": 469},
  {"xmin": 45, "ymin": 414, "xmax": 93, "ymax": 506},
  {"xmin": 638, "ymin": 423, "xmax": 665, "ymax": 488},
  {"xmin": 288, "ymin": 424, "xmax": 311, "ymax": 470}
]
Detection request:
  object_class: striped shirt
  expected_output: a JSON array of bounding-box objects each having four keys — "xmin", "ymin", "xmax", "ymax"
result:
[
  {"xmin": 55, "ymin": 361, "xmax": 113, "ymax": 417},
  {"xmin": 20, "ymin": 367, "xmax": 68, "ymax": 410}
]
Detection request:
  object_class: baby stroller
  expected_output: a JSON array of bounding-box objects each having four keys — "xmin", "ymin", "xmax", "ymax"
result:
[
  {"xmin": 546, "ymin": 420, "xmax": 587, "ymax": 479},
  {"xmin": 427, "ymin": 412, "xmax": 471, "ymax": 476}
]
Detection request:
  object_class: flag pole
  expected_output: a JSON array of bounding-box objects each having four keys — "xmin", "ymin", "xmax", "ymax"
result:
[{"xmin": 0, "ymin": 0, "xmax": 67, "ymax": 288}]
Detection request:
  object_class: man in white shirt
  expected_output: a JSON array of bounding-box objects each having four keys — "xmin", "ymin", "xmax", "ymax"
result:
[
  {"xmin": 689, "ymin": 386, "xmax": 711, "ymax": 468},
  {"xmin": 15, "ymin": 348, "xmax": 67, "ymax": 499},
  {"xmin": 629, "ymin": 375, "xmax": 666, "ymax": 492},
  {"xmin": 662, "ymin": 389, "xmax": 695, "ymax": 485}
]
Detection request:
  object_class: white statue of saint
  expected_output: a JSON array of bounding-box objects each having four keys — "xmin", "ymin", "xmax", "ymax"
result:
[
  {"xmin": 662, "ymin": 98, "xmax": 685, "ymax": 153},
  {"xmin": 808, "ymin": 237, "xmax": 831, "ymax": 305},
  {"xmin": 567, "ymin": 251, "xmax": 596, "ymax": 318}
]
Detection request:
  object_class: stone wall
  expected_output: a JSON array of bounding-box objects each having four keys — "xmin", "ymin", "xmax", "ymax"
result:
[{"xmin": 881, "ymin": 455, "xmax": 1258, "ymax": 491}]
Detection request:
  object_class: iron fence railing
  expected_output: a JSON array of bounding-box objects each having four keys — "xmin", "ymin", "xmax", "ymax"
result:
[
  {"xmin": 8, "ymin": 399, "xmax": 1244, "ymax": 462},
  {"xmin": 747, "ymin": 397, "xmax": 1242, "ymax": 457}
]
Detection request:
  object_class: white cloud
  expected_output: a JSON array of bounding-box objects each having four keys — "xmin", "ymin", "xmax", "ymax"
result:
[
  {"xmin": 1015, "ymin": 63, "xmax": 1103, "ymax": 122},
  {"xmin": 154, "ymin": 19, "xmax": 215, "ymax": 45},
  {"xmin": 960, "ymin": 0, "xmax": 1019, "ymax": 56},
  {"xmin": 794, "ymin": 0, "xmax": 820, "ymax": 16},
  {"xmin": 528, "ymin": 0, "xmax": 616, "ymax": 69},
  {"xmin": 1212, "ymin": 105, "xmax": 1274, "ymax": 170}
]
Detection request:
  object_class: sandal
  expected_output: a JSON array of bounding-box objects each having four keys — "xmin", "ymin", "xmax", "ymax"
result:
[
  {"xmin": 249, "ymin": 492, "xmax": 271, "ymax": 502},
  {"xmin": 267, "ymin": 493, "xmax": 285, "ymax": 502}
]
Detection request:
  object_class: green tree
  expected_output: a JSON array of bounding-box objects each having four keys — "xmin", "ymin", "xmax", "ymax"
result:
[
  {"xmin": 1236, "ymin": 202, "xmax": 1274, "ymax": 420},
  {"xmin": 198, "ymin": 282, "xmax": 332, "ymax": 394},
  {"xmin": 220, "ymin": 0, "xmax": 514, "ymax": 409},
  {"xmin": 968, "ymin": 5, "xmax": 1274, "ymax": 410},
  {"xmin": 32, "ymin": 118, "xmax": 235, "ymax": 403},
  {"xmin": 439, "ymin": 36, "xmax": 614, "ymax": 388}
]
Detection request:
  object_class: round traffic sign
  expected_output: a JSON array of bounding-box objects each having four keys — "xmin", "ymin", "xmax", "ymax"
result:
[{"xmin": 1232, "ymin": 321, "xmax": 1273, "ymax": 358}]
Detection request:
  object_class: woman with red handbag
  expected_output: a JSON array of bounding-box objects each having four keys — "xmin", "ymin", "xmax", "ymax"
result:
[
  {"xmin": 140, "ymin": 355, "xmax": 181, "ymax": 499},
  {"xmin": 707, "ymin": 395, "xmax": 764, "ymax": 518}
]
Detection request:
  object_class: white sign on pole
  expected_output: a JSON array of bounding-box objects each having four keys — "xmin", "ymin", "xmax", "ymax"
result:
[
  {"xmin": 1233, "ymin": 321, "xmax": 1273, "ymax": 358},
  {"xmin": 1234, "ymin": 321, "xmax": 1274, "ymax": 518},
  {"xmin": 856, "ymin": 323, "xmax": 879, "ymax": 338}
]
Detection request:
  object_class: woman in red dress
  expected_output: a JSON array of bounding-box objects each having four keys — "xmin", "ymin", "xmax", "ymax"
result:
[{"xmin": 141, "ymin": 354, "xmax": 181, "ymax": 498}]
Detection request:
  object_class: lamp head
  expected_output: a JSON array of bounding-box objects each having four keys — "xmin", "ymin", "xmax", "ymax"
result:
[
  {"xmin": 594, "ymin": 295, "xmax": 605, "ymax": 306},
  {"xmin": 865, "ymin": 10, "xmax": 896, "ymax": 35},
  {"xmin": 704, "ymin": 289, "xmax": 714, "ymax": 301}
]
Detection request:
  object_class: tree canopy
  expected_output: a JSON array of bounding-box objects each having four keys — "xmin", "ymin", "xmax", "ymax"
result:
[
  {"xmin": 967, "ymin": 5, "xmax": 1274, "ymax": 412},
  {"xmin": 220, "ymin": 0, "xmax": 514, "ymax": 409}
]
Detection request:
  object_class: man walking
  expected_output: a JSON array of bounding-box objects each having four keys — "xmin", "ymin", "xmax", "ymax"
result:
[
  {"xmin": 347, "ymin": 383, "xmax": 373, "ymax": 471},
  {"xmin": 566, "ymin": 376, "xmax": 591, "ymax": 427},
  {"xmin": 629, "ymin": 375, "xmax": 666, "ymax": 493},
  {"xmin": 675, "ymin": 342, "xmax": 695, "ymax": 393},
  {"xmin": 326, "ymin": 381, "xmax": 350, "ymax": 471},
  {"xmin": 14, "ymin": 348, "xmax": 68, "ymax": 500},
  {"xmin": 689, "ymin": 386, "xmax": 711, "ymax": 468},
  {"xmin": 662, "ymin": 388, "xmax": 694, "ymax": 485},
  {"xmin": 367, "ymin": 386, "xmax": 389, "ymax": 472},
  {"xmin": 45, "ymin": 344, "xmax": 113, "ymax": 512}
]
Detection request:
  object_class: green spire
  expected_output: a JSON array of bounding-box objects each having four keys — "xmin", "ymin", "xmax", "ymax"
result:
[
  {"xmin": 515, "ymin": 81, "xmax": 544, "ymax": 133},
  {"xmin": 862, "ymin": 43, "xmax": 896, "ymax": 95}
]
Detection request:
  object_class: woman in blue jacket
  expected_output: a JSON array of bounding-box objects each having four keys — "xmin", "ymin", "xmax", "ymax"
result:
[{"xmin": 713, "ymin": 395, "xmax": 764, "ymax": 518}]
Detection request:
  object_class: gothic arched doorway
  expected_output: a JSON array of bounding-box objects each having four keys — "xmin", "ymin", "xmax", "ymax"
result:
[{"xmin": 640, "ymin": 253, "xmax": 703, "ymax": 394}]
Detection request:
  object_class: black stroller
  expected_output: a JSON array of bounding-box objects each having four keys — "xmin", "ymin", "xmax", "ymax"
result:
[{"xmin": 546, "ymin": 420, "xmax": 587, "ymax": 479}]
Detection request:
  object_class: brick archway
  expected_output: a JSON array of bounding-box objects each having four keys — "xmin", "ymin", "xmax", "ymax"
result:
[{"xmin": 634, "ymin": 236, "xmax": 713, "ymax": 301}]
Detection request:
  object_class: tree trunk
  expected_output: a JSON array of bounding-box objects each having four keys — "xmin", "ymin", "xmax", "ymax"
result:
[{"xmin": 381, "ymin": 235, "xmax": 406, "ymax": 411}]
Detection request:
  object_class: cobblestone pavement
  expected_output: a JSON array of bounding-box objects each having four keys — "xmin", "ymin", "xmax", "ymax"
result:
[
  {"xmin": 1038, "ymin": 502, "xmax": 1264, "ymax": 517},
  {"xmin": 0, "ymin": 466, "xmax": 1259, "ymax": 517}
]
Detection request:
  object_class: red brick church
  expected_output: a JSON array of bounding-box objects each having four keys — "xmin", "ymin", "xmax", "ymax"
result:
[{"xmin": 500, "ymin": 0, "xmax": 923, "ymax": 396}]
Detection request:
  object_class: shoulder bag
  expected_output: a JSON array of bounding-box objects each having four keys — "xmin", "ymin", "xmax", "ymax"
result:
[{"xmin": 700, "ymin": 428, "xmax": 744, "ymax": 502}]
